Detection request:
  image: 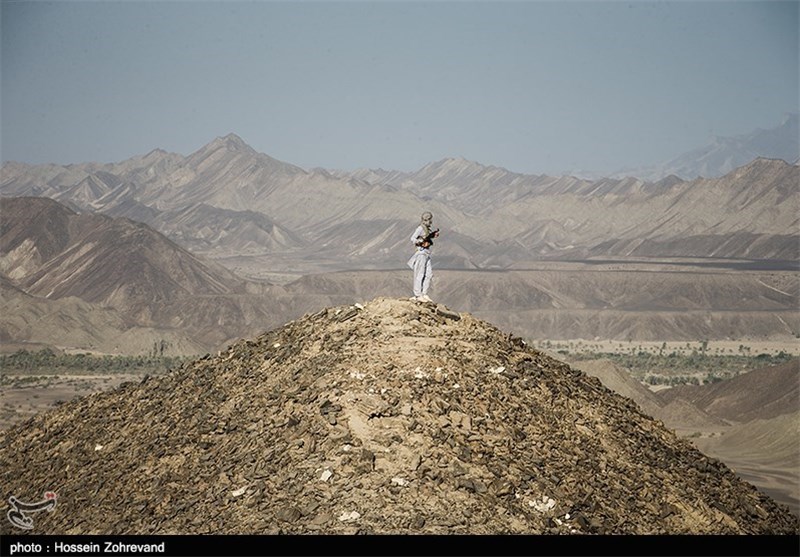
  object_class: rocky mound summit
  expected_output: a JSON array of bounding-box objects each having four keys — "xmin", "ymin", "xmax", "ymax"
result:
[{"xmin": 1, "ymin": 298, "xmax": 798, "ymax": 535}]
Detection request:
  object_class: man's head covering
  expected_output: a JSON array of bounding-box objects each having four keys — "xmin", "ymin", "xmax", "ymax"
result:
[{"xmin": 421, "ymin": 211, "xmax": 433, "ymax": 226}]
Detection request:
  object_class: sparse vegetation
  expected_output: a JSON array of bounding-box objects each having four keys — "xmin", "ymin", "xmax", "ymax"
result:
[
  {"xmin": 0, "ymin": 349, "xmax": 189, "ymax": 376},
  {"xmin": 644, "ymin": 374, "xmax": 701, "ymax": 386},
  {"xmin": 548, "ymin": 344, "xmax": 794, "ymax": 386}
]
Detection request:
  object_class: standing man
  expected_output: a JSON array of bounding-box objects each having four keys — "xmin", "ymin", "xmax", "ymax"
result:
[{"xmin": 407, "ymin": 211, "xmax": 438, "ymax": 302}]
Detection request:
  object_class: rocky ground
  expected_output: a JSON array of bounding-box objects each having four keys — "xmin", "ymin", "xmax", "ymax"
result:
[{"xmin": 1, "ymin": 297, "xmax": 797, "ymax": 535}]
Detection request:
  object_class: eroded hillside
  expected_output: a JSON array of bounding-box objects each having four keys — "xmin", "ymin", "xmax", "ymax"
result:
[{"xmin": 1, "ymin": 298, "xmax": 796, "ymax": 535}]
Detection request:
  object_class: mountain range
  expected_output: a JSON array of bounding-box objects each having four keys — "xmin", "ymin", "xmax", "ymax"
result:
[
  {"xmin": 571, "ymin": 112, "xmax": 800, "ymax": 181},
  {"xmin": 1, "ymin": 124, "xmax": 797, "ymax": 541},
  {"xmin": 2, "ymin": 132, "xmax": 798, "ymax": 276},
  {"xmin": 1, "ymin": 128, "xmax": 798, "ymax": 354},
  {"xmin": 2, "ymin": 194, "xmax": 797, "ymax": 355}
]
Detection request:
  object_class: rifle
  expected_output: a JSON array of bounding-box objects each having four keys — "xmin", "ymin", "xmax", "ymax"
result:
[{"xmin": 417, "ymin": 228, "xmax": 440, "ymax": 248}]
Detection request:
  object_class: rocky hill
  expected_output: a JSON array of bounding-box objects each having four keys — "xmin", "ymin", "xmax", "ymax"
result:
[
  {"xmin": 0, "ymin": 197, "xmax": 247, "ymax": 303},
  {"xmin": 0, "ymin": 273, "xmax": 206, "ymax": 355},
  {"xmin": 1, "ymin": 298, "xmax": 796, "ymax": 535},
  {"xmin": 0, "ymin": 197, "xmax": 291, "ymax": 353},
  {"xmin": 658, "ymin": 359, "xmax": 800, "ymax": 423},
  {"xmin": 693, "ymin": 411, "xmax": 800, "ymax": 515},
  {"xmin": 569, "ymin": 357, "xmax": 799, "ymax": 516},
  {"xmin": 568, "ymin": 360, "xmax": 662, "ymax": 416}
]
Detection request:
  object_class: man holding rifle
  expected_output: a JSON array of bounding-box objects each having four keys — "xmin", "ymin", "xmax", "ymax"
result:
[{"xmin": 407, "ymin": 211, "xmax": 439, "ymax": 302}]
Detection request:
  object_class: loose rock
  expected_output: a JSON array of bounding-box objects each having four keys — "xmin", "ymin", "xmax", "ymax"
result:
[{"xmin": 0, "ymin": 297, "xmax": 796, "ymax": 535}]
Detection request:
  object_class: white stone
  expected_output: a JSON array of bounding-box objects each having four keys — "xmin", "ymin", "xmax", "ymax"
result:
[
  {"xmin": 337, "ymin": 511, "xmax": 361, "ymax": 522},
  {"xmin": 94, "ymin": 444, "xmax": 103, "ymax": 451},
  {"xmin": 391, "ymin": 477, "xmax": 409, "ymax": 487},
  {"xmin": 320, "ymin": 469, "xmax": 333, "ymax": 482},
  {"xmin": 489, "ymin": 366, "xmax": 505, "ymax": 374},
  {"xmin": 231, "ymin": 486, "xmax": 247, "ymax": 497},
  {"xmin": 528, "ymin": 496, "xmax": 556, "ymax": 513}
]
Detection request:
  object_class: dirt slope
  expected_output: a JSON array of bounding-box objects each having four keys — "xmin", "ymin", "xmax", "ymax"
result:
[
  {"xmin": 659, "ymin": 359, "xmax": 800, "ymax": 423},
  {"xmin": 1, "ymin": 298, "xmax": 796, "ymax": 535}
]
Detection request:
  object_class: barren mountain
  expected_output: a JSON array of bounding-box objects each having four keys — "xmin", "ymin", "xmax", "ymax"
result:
[
  {"xmin": 148, "ymin": 203, "xmax": 307, "ymax": 256},
  {"xmin": 693, "ymin": 411, "xmax": 800, "ymax": 513},
  {"xmin": 656, "ymin": 399, "xmax": 731, "ymax": 431},
  {"xmin": 2, "ymin": 137, "xmax": 797, "ymax": 352},
  {"xmin": 343, "ymin": 157, "xmax": 547, "ymax": 214},
  {"xmin": 1, "ymin": 197, "xmax": 246, "ymax": 305},
  {"xmin": 1, "ymin": 298, "xmax": 797, "ymax": 535},
  {"xmin": 2, "ymin": 134, "xmax": 797, "ymax": 267},
  {"xmin": 0, "ymin": 275, "xmax": 206, "ymax": 355},
  {"xmin": 658, "ymin": 359, "xmax": 800, "ymax": 423},
  {"xmin": 490, "ymin": 158, "xmax": 799, "ymax": 261},
  {"xmin": 0, "ymin": 197, "xmax": 289, "ymax": 352},
  {"xmin": 603, "ymin": 113, "xmax": 800, "ymax": 181},
  {"xmin": 87, "ymin": 182, "xmax": 160, "ymax": 223},
  {"xmin": 2, "ymin": 195, "xmax": 797, "ymax": 353},
  {"xmin": 120, "ymin": 134, "xmax": 466, "ymax": 246},
  {"xmin": 569, "ymin": 359, "xmax": 729, "ymax": 430},
  {"xmin": 338, "ymin": 156, "xmax": 798, "ymax": 261}
]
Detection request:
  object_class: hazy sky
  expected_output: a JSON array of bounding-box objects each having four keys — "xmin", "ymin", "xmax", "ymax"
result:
[{"xmin": 2, "ymin": 0, "xmax": 798, "ymax": 175}]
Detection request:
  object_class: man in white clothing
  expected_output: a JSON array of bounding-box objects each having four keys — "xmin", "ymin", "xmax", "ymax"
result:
[{"xmin": 407, "ymin": 211, "xmax": 438, "ymax": 302}]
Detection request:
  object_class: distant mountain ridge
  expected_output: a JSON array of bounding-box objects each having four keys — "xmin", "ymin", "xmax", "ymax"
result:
[
  {"xmin": 335, "ymin": 155, "xmax": 799, "ymax": 263},
  {"xmin": 1, "ymin": 126, "xmax": 797, "ymax": 357},
  {"xmin": 3, "ymin": 196, "xmax": 796, "ymax": 356},
  {"xmin": 573, "ymin": 113, "xmax": 799, "ymax": 181},
  {"xmin": 3, "ymin": 132, "xmax": 797, "ymax": 272}
]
